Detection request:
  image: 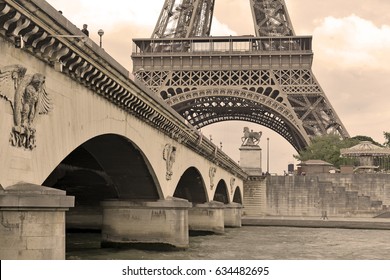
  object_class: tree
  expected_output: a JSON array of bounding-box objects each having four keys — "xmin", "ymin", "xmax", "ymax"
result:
[
  {"xmin": 294, "ymin": 134, "xmax": 360, "ymax": 168},
  {"xmin": 352, "ymin": 135, "xmax": 383, "ymax": 147},
  {"xmin": 384, "ymin": 132, "xmax": 390, "ymax": 147}
]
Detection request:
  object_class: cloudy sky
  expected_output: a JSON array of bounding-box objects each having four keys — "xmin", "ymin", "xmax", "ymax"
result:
[{"xmin": 45, "ymin": 0, "xmax": 390, "ymax": 174}]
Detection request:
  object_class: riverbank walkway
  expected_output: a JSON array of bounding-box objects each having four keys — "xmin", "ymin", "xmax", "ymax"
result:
[{"xmin": 242, "ymin": 216, "xmax": 390, "ymax": 230}]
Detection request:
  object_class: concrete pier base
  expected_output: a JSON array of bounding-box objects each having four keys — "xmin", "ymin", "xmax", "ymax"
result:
[
  {"xmin": 224, "ymin": 203, "xmax": 243, "ymax": 227},
  {"xmin": 101, "ymin": 197, "xmax": 191, "ymax": 249},
  {"xmin": 188, "ymin": 201, "xmax": 225, "ymax": 234},
  {"xmin": 0, "ymin": 184, "xmax": 74, "ymax": 260}
]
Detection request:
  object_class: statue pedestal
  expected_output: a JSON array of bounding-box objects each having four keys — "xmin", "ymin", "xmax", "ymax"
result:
[{"xmin": 239, "ymin": 145, "xmax": 262, "ymax": 176}]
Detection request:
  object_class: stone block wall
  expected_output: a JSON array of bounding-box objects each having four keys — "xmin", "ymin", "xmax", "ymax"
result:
[
  {"xmin": 243, "ymin": 178, "xmax": 266, "ymax": 216},
  {"xmin": 317, "ymin": 174, "xmax": 390, "ymax": 205},
  {"xmin": 0, "ymin": 211, "xmax": 66, "ymax": 259},
  {"xmin": 243, "ymin": 174, "xmax": 390, "ymax": 217},
  {"xmin": 0, "ymin": 184, "xmax": 74, "ymax": 260},
  {"xmin": 266, "ymin": 176, "xmax": 321, "ymax": 216}
]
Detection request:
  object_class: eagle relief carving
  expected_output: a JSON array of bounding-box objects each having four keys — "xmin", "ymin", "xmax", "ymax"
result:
[
  {"xmin": 230, "ymin": 177, "xmax": 236, "ymax": 195},
  {"xmin": 0, "ymin": 65, "xmax": 52, "ymax": 150},
  {"xmin": 209, "ymin": 166, "xmax": 217, "ymax": 190},
  {"xmin": 163, "ymin": 143, "xmax": 177, "ymax": 180}
]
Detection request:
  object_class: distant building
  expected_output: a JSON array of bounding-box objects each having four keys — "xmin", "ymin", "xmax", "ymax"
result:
[
  {"xmin": 340, "ymin": 141, "xmax": 390, "ymax": 173},
  {"xmin": 297, "ymin": 160, "xmax": 334, "ymax": 175}
]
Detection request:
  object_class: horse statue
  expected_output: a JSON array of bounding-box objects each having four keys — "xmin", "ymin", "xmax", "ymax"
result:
[{"xmin": 241, "ymin": 127, "xmax": 262, "ymax": 146}]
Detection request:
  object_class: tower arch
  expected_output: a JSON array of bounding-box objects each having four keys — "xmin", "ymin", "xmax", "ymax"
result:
[{"xmin": 166, "ymin": 88, "xmax": 308, "ymax": 151}]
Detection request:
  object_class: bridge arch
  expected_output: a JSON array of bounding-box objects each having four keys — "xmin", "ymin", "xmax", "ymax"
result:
[
  {"xmin": 232, "ymin": 187, "xmax": 243, "ymax": 204},
  {"xmin": 43, "ymin": 133, "xmax": 161, "ymax": 201},
  {"xmin": 42, "ymin": 133, "xmax": 161, "ymax": 230},
  {"xmin": 173, "ymin": 167, "xmax": 207, "ymax": 203},
  {"xmin": 213, "ymin": 179, "xmax": 229, "ymax": 204},
  {"xmin": 166, "ymin": 88, "xmax": 309, "ymax": 151}
]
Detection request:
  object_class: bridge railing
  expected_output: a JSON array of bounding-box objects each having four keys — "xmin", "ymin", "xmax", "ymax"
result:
[{"xmin": 132, "ymin": 36, "xmax": 312, "ymax": 55}]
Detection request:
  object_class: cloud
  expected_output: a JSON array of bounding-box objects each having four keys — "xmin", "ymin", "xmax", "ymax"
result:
[
  {"xmin": 313, "ymin": 15, "xmax": 390, "ymax": 70},
  {"xmin": 48, "ymin": 0, "xmax": 161, "ymax": 29},
  {"xmin": 309, "ymin": 15, "xmax": 390, "ymax": 144},
  {"xmin": 210, "ymin": 18, "xmax": 238, "ymax": 36}
]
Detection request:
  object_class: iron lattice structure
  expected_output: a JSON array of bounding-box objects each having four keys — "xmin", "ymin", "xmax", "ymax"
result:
[
  {"xmin": 132, "ymin": 0, "xmax": 349, "ymax": 151},
  {"xmin": 152, "ymin": 0, "xmax": 215, "ymax": 38},
  {"xmin": 250, "ymin": 0, "xmax": 295, "ymax": 36}
]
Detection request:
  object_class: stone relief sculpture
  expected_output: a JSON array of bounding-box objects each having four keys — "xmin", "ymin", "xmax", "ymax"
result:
[
  {"xmin": 241, "ymin": 127, "xmax": 262, "ymax": 146},
  {"xmin": 0, "ymin": 65, "xmax": 51, "ymax": 150},
  {"xmin": 230, "ymin": 177, "xmax": 236, "ymax": 195},
  {"xmin": 163, "ymin": 143, "xmax": 177, "ymax": 180},
  {"xmin": 209, "ymin": 166, "xmax": 217, "ymax": 189}
]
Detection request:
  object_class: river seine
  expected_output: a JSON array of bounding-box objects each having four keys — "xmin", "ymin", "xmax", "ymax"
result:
[{"xmin": 66, "ymin": 226, "xmax": 390, "ymax": 260}]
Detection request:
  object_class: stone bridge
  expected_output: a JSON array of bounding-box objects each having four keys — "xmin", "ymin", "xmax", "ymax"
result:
[{"xmin": 0, "ymin": 0, "xmax": 246, "ymax": 259}]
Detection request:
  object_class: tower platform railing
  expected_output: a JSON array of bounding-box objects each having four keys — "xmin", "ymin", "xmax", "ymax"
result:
[{"xmin": 132, "ymin": 36, "xmax": 312, "ymax": 55}]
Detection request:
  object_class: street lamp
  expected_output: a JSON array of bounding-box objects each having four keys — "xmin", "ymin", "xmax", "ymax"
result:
[
  {"xmin": 267, "ymin": 137, "xmax": 270, "ymax": 174},
  {"xmin": 98, "ymin": 29, "xmax": 104, "ymax": 48}
]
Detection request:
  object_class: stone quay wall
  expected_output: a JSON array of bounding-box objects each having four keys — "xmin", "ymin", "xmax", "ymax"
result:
[{"xmin": 243, "ymin": 174, "xmax": 390, "ymax": 217}]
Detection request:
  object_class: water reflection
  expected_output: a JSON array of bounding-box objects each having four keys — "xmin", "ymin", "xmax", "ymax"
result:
[{"xmin": 67, "ymin": 227, "xmax": 390, "ymax": 260}]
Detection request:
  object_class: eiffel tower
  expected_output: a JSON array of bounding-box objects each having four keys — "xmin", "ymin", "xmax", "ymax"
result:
[{"xmin": 132, "ymin": 0, "xmax": 349, "ymax": 151}]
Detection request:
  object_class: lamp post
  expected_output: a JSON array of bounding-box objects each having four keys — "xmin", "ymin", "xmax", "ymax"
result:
[
  {"xmin": 267, "ymin": 137, "xmax": 270, "ymax": 174},
  {"xmin": 98, "ymin": 29, "xmax": 104, "ymax": 48}
]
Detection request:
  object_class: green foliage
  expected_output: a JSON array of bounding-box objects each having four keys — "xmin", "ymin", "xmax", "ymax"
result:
[
  {"xmin": 384, "ymin": 132, "xmax": 390, "ymax": 147},
  {"xmin": 294, "ymin": 134, "xmax": 360, "ymax": 168},
  {"xmin": 294, "ymin": 133, "xmax": 390, "ymax": 169},
  {"xmin": 352, "ymin": 135, "xmax": 383, "ymax": 147}
]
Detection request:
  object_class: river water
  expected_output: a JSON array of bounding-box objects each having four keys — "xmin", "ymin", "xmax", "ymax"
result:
[{"xmin": 66, "ymin": 226, "xmax": 390, "ymax": 260}]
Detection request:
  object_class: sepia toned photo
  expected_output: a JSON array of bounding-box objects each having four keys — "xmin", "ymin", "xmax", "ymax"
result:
[{"xmin": 1, "ymin": 0, "xmax": 390, "ymax": 267}]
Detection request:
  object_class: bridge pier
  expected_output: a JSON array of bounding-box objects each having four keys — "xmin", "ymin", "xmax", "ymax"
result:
[
  {"xmin": 188, "ymin": 201, "xmax": 225, "ymax": 234},
  {"xmin": 101, "ymin": 198, "xmax": 191, "ymax": 249},
  {"xmin": 224, "ymin": 203, "xmax": 243, "ymax": 227},
  {"xmin": 0, "ymin": 184, "xmax": 74, "ymax": 260}
]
